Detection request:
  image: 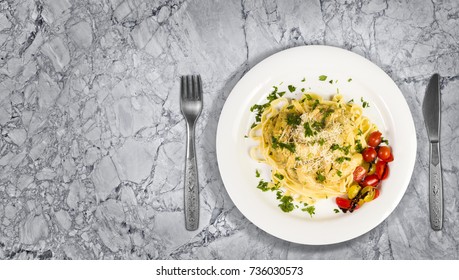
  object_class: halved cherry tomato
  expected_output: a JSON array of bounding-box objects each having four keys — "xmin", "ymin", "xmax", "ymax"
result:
[
  {"xmin": 384, "ymin": 153, "xmax": 394, "ymax": 162},
  {"xmin": 353, "ymin": 166, "xmax": 367, "ymax": 182},
  {"xmin": 362, "ymin": 147, "xmax": 377, "ymax": 162},
  {"xmin": 367, "ymin": 131, "xmax": 382, "ymax": 147},
  {"xmin": 360, "ymin": 174, "xmax": 380, "ymax": 187},
  {"xmin": 336, "ymin": 197, "xmax": 352, "ymax": 209},
  {"xmin": 375, "ymin": 161, "xmax": 389, "ymax": 180},
  {"xmin": 378, "ymin": 146, "xmax": 392, "ymax": 161}
]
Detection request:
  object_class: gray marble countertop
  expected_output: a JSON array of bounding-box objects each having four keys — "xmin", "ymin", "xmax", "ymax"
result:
[{"xmin": 0, "ymin": 0, "xmax": 458, "ymax": 260}]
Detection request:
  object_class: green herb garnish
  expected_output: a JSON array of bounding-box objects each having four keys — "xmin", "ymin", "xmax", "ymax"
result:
[
  {"xmin": 302, "ymin": 205, "xmax": 316, "ymax": 217},
  {"xmin": 347, "ymin": 78, "xmax": 352, "ymax": 82},
  {"xmin": 279, "ymin": 142, "xmax": 296, "ymax": 153},
  {"xmin": 319, "ymin": 75, "xmax": 328, "ymax": 81},
  {"xmin": 257, "ymin": 180, "xmax": 269, "ymax": 192},
  {"xmin": 288, "ymin": 85, "xmax": 296, "ymax": 93},
  {"xmin": 337, "ymin": 170, "xmax": 342, "ymax": 177},
  {"xmin": 334, "ymin": 208, "xmax": 340, "ymax": 213},
  {"xmin": 278, "ymin": 195, "xmax": 295, "ymax": 212},
  {"xmin": 355, "ymin": 139, "xmax": 363, "ymax": 153},
  {"xmin": 311, "ymin": 99, "xmax": 320, "ymax": 110},
  {"xmin": 316, "ymin": 171, "xmax": 326, "ymax": 182},
  {"xmin": 319, "ymin": 139, "xmax": 329, "ymax": 147},
  {"xmin": 361, "ymin": 97, "xmax": 370, "ymax": 108},
  {"xmin": 336, "ymin": 156, "xmax": 351, "ymax": 163},
  {"xmin": 286, "ymin": 113, "xmax": 301, "ymax": 128},
  {"xmin": 255, "ymin": 169, "xmax": 260, "ymax": 178},
  {"xmin": 304, "ymin": 122, "xmax": 314, "ymax": 137},
  {"xmin": 274, "ymin": 173, "xmax": 284, "ymax": 180}
]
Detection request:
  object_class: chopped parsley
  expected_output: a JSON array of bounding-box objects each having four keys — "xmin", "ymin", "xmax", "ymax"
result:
[
  {"xmin": 274, "ymin": 173, "xmax": 284, "ymax": 180},
  {"xmin": 381, "ymin": 137, "xmax": 389, "ymax": 145},
  {"xmin": 286, "ymin": 105, "xmax": 294, "ymax": 109},
  {"xmin": 330, "ymin": 143, "xmax": 340, "ymax": 151},
  {"xmin": 256, "ymin": 180, "xmax": 270, "ymax": 192},
  {"xmin": 279, "ymin": 142, "xmax": 296, "ymax": 153},
  {"xmin": 334, "ymin": 208, "xmax": 340, "ymax": 213},
  {"xmin": 255, "ymin": 169, "xmax": 260, "ymax": 178},
  {"xmin": 286, "ymin": 113, "xmax": 302, "ymax": 128},
  {"xmin": 301, "ymin": 77, "xmax": 306, "ymax": 82},
  {"xmin": 278, "ymin": 195, "xmax": 295, "ymax": 212},
  {"xmin": 244, "ymin": 135, "xmax": 248, "ymax": 138},
  {"xmin": 301, "ymin": 88, "xmax": 305, "ymax": 92},
  {"xmin": 250, "ymin": 103, "xmax": 270, "ymax": 122},
  {"xmin": 304, "ymin": 94, "xmax": 313, "ymax": 101},
  {"xmin": 272, "ymin": 136, "xmax": 296, "ymax": 153},
  {"xmin": 330, "ymin": 144, "xmax": 351, "ymax": 155},
  {"xmin": 329, "ymin": 80, "xmax": 333, "ymax": 84},
  {"xmin": 357, "ymin": 128, "xmax": 363, "ymax": 136},
  {"xmin": 347, "ymin": 98, "xmax": 354, "ymax": 104},
  {"xmin": 355, "ymin": 139, "xmax": 363, "ymax": 153},
  {"xmin": 271, "ymin": 136, "xmax": 279, "ymax": 149},
  {"xmin": 318, "ymin": 138, "xmax": 325, "ymax": 146},
  {"xmin": 312, "ymin": 121, "xmax": 324, "ymax": 131},
  {"xmin": 250, "ymin": 122, "xmax": 257, "ymax": 129},
  {"xmin": 361, "ymin": 97, "xmax": 370, "ymax": 108},
  {"xmin": 302, "ymin": 205, "xmax": 316, "ymax": 217},
  {"xmin": 337, "ymin": 170, "xmax": 342, "ymax": 177},
  {"xmin": 288, "ymin": 85, "xmax": 296, "ymax": 93},
  {"xmin": 295, "ymin": 156, "xmax": 302, "ymax": 161},
  {"xmin": 347, "ymin": 78, "xmax": 352, "ymax": 82},
  {"xmin": 319, "ymin": 75, "xmax": 328, "ymax": 81},
  {"xmin": 303, "ymin": 122, "xmax": 315, "ymax": 137},
  {"xmin": 315, "ymin": 171, "xmax": 326, "ymax": 183},
  {"xmin": 311, "ymin": 99, "xmax": 320, "ymax": 110},
  {"xmin": 336, "ymin": 156, "xmax": 351, "ymax": 163}
]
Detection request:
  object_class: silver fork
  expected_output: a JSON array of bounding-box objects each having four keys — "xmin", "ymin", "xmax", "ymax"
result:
[{"xmin": 180, "ymin": 75, "xmax": 203, "ymax": 231}]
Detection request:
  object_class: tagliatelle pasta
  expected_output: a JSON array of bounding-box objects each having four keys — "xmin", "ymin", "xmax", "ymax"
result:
[{"xmin": 250, "ymin": 93, "xmax": 376, "ymax": 205}]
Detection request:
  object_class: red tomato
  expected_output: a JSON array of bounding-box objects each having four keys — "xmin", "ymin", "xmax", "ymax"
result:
[
  {"xmin": 336, "ymin": 197, "xmax": 352, "ymax": 209},
  {"xmin": 362, "ymin": 147, "xmax": 377, "ymax": 162},
  {"xmin": 375, "ymin": 161, "xmax": 389, "ymax": 180},
  {"xmin": 367, "ymin": 131, "xmax": 382, "ymax": 147},
  {"xmin": 360, "ymin": 174, "xmax": 380, "ymax": 187},
  {"xmin": 378, "ymin": 146, "xmax": 392, "ymax": 161},
  {"xmin": 353, "ymin": 166, "xmax": 367, "ymax": 182},
  {"xmin": 384, "ymin": 153, "xmax": 394, "ymax": 162}
]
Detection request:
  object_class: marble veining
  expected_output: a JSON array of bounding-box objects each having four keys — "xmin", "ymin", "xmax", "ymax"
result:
[{"xmin": 0, "ymin": 0, "xmax": 458, "ymax": 259}]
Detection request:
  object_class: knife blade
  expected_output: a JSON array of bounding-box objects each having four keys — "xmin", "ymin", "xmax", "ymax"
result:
[{"xmin": 422, "ymin": 73, "xmax": 443, "ymax": 231}]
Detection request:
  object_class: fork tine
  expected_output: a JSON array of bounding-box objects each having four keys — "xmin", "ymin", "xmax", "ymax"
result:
[
  {"xmin": 180, "ymin": 76, "xmax": 186, "ymax": 100},
  {"xmin": 192, "ymin": 75, "xmax": 199, "ymax": 100},
  {"xmin": 186, "ymin": 75, "xmax": 193, "ymax": 99},
  {"xmin": 197, "ymin": 75, "xmax": 202, "ymax": 100}
]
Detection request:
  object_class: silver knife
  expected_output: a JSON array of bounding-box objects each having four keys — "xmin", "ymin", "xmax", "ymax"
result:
[{"xmin": 422, "ymin": 73, "xmax": 443, "ymax": 231}]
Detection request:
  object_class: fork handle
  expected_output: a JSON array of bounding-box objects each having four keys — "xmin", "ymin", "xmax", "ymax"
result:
[
  {"xmin": 184, "ymin": 123, "xmax": 199, "ymax": 230},
  {"xmin": 429, "ymin": 141, "xmax": 443, "ymax": 231}
]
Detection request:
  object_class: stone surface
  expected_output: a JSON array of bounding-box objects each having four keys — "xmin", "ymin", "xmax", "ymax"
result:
[{"xmin": 0, "ymin": 0, "xmax": 458, "ymax": 260}]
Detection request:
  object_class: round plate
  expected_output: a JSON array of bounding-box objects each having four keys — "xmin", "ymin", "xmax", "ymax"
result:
[{"xmin": 216, "ymin": 45, "xmax": 416, "ymax": 245}]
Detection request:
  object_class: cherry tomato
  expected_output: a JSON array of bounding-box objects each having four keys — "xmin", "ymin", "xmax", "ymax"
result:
[
  {"xmin": 378, "ymin": 146, "xmax": 392, "ymax": 161},
  {"xmin": 360, "ymin": 174, "xmax": 380, "ymax": 187},
  {"xmin": 367, "ymin": 131, "xmax": 382, "ymax": 147},
  {"xmin": 353, "ymin": 166, "xmax": 367, "ymax": 182},
  {"xmin": 362, "ymin": 147, "xmax": 377, "ymax": 162},
  {"xmin": 375, "ymin": 161, "xmax": 389, "ymax": 180},
  {"xmin": 384, "ymin": 153, "xmax": 394, "ymax": 162},
  {"xmin": 336, "ymin": 197, "xmax": 352, "ymax": 209}
]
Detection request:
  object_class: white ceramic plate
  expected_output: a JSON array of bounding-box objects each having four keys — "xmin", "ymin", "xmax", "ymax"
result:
[{"xmin": 216, "ymin": 46, "xmax": 416, "ymax": 245}]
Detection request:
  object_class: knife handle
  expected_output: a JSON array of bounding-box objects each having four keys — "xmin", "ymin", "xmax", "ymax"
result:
[{"xmin": 429, "ymin": 141, "xmax": 443, "ymax": 231}]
